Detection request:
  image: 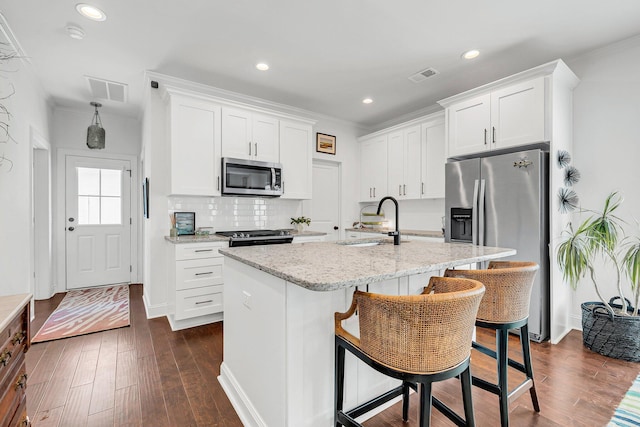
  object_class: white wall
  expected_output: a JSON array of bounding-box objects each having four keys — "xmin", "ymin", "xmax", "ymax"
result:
[
  {"xmin": 0, "ymin": 50, "xmax": 52, "ymax": 298},
  {"xmin": 567, "ymin": 35, "xmax": 640, "ymax": 328},
  {"xmin": 51, "ymin": 107, "xmax": 141, "ymax": 293}
]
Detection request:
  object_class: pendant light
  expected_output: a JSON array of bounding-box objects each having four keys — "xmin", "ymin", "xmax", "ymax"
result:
[{"xmin": 87, "ymin": 101, "xmax": 105, "ymax": 149}]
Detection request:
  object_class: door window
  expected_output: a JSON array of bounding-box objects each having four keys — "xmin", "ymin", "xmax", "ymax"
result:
[{"xmin": 77, "ymin": 167, "xmax": 122, "ymax": 225}]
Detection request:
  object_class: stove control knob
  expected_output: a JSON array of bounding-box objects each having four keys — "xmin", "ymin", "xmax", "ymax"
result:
[{"xmin": 232, "ymin": 233, "xmax": 238, "ymax": 238}]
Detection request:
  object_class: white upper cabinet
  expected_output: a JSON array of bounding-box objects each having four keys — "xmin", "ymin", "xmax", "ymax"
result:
[
  {"xmin": 443, "ymin": 76, "xmax": 547, "ymax": 158},
  {"xmin": 359, "ymin": 135, "xmax": 388, "ymax": 202},
  {"xmin": 421, "ymin": 120, "xmax": 445, "ymax": 199},
  {"xmin": 221, "ymin": 108, "xmax": 279, "ymax": 163},
  {"xmin": 167, "ymin": 92, "xmax": 221, "ymax": 196},
  {"xmin": 387, "ymin": 125, "xmax": 421, "ymax": 200},
  {"xmin": 491, "ymin": 77, "xmax": 545, "ymax": 150},
  {"xmin": 359, "ymin": 111, "xmax": 446, "ymax": 202},
  {"xmin": 279, "ymin": 120, "xmax": 312, "ymax": 199},
  {"xmin": 447, "ymin": 94, "xmax": 491, "ymax": 157}
]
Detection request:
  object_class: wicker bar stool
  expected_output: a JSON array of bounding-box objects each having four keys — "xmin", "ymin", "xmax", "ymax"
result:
[
  {"xmin": 334, "ymin": 276, "xmax": 485, "ymax": 427},
  {"xmin": 444, "ymin": 261, "xmax": 540, "ymax": 427}
]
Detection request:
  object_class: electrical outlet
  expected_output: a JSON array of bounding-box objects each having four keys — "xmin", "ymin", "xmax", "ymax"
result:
[{"xmin": 242, "ymin": 291, "xmax": 252, "ymax": 309}]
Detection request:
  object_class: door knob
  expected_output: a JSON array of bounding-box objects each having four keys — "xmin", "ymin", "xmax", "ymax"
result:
[
  {"xmin": 68, "ymin": 226, "xmax": 75, "ymax": 231},
  {"xmin": 68, "ymin": 217, "xmax": 75, "ymax": 222},
  {"xmin": 333, "ymin": 226, "xmax": 339, "ymax": 230}
]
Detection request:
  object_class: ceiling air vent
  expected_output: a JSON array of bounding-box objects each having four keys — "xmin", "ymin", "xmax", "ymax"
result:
[
  {"xmin": 408, "ymin": 67, "xmax": 439, "ymax": 83},
  {"xmin": 85, "ymin": 76, "xmax": 128, "ymax": 103}
]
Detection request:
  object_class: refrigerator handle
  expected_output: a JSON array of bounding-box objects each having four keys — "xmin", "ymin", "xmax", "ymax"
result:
[
  {"xmin": 472, "ymin": 179, "xmax": 479, "ymax": 245},
  {"xmin": 479, "ymin": 179, "xmax": 486, "ymax": 246}
]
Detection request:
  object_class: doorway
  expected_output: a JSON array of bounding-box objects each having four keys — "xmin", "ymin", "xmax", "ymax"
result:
[
  {"xmin": 65, "ymin": 155, "xmax": 132, "ymax": 289},
  {"xmin": 307, "ymin": 160, "xmax": 341, "ymax": 241}
]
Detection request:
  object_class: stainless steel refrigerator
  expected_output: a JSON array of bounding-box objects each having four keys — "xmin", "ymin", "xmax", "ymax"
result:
[{"xmin": 444, "ymin": 148, "xmax": 549, "ymax": 342}]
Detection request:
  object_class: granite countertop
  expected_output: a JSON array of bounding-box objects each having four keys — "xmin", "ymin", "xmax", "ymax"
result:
[
  {"xmin": 346, "ymin": 228, "xmax": 444, "ymax": 238},
  {"xmin": 220, "ymin": 239, "xmax": 515, "ymax": 291},
  {"xmin": 0, "ymin": 293, "xmax": 32, "ymax": 331},
  {"xmin": 165, "ymin": 230, "xmax": 327, "ymax": 244}
]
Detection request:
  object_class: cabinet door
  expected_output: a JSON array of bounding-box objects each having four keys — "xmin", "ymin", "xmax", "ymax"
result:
[
  {"xmin": 359, "ymin": 135, "xmax": 388, "ymax": 202},
  {"xmin": 421, "ymin": 121, "xmax": 446, "ymax": 198},
  {"xmin": 447, "ymin": 94, "xmax": 491, "ymax": 158},
  {"xmin": 221, "ymin": 108, "xmax": 252, "ymax": 160},
  {"xmin": 491, "ymin": 77, "xmax": 546, "ymax": 149},
  {"xmin": 387, "ymin": 130, "xmax": 404, "ymax": 198},
  {"xmin": 280, "ymin": 121, "xmax": 312, "ymax": 199},
  {"xmin": 169, "ymin": 95, "xmax": 221, "ymax": 196},
  {"xmin": 252, "ymin": 114, "xmax": 279, "ymax": 162},
  {"xmin": 404, "ymin": 125, "xmax": 422, "ymax": 199}
]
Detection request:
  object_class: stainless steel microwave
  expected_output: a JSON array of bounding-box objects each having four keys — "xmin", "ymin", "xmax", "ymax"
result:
[{"xmin": 221, "ymin": 158, "xmax": 283, "ymax": 197}]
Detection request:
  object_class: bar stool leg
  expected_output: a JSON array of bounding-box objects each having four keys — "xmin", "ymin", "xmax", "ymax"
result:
[
  {"xmin": 460, "ymin": 366, "xmax": 476, "ymax": 427},
  {"xmin": 520, "ymin": 324, "xmax": 540, "ymax": 412},
  {"xmin": 335, "ymin": 343, "xmax": 345, "ymax": 427},
  {"xmin": 420, "ymin": 382, "xmax": 433, "ymax": 427},
  {"xmin": 496, "ymin": 329, "xmax": 509, "ymax": 427},
  {"xmin": 402, "ymin": 381, "xmax": 411, "ymax": 421}
]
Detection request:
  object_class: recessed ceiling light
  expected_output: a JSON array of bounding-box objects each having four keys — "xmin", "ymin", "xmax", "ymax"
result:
[
  {"xmin": 75, "ymin": 4, "xmax": 107, "ymax": 21},
  {"xmin": 362, "ymin": 98, "xmax": 373, "ymax": 104},
  {"xmin": 66, "ymin": 24, "xmax": 86, "ymax": 40},
  {"xmin": 462, "ymin": 49, "xmax": 480, "ymax": 60},
  {"xmin": 256, "ymin": 63, "xmax": 269, "ymax": 71}
]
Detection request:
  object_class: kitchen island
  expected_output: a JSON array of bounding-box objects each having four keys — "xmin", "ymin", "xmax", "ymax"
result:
[{"xmin": 218, "ymin": 239, "xmax": 515, "ymax": 427}]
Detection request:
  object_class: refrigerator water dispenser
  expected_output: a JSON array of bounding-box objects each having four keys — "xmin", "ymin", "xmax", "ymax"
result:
[{"xmin": 450, "ymin": 208, "xmax": 472, "ymax": 242}]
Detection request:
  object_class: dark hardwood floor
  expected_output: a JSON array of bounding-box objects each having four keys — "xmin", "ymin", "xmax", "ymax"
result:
[{"xmin": 26, "ymin": 284, "xmax": 639, "ymax": 426}]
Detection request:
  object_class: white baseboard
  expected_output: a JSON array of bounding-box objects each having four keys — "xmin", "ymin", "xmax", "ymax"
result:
[
  {"xmin": 142, "ymin": 293, "xmax": 167, "ymax": 319},
  {"xmin": 218, "ymin": 362, "xmax": 268, "ymax": 427},
  {"xmin": 570, "ymin": 313, "xmax": 582, "ymax": 331},
  {"xmin": 166, "ymin": 313, "xmax": 223, "ymax": 331}
]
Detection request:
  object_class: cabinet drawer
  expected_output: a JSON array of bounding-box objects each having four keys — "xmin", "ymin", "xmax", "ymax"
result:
[
  {"xmin": 0, "ymin": 308, "xmax": 28, "ymax": 392},
  {"xmin": 175, "ymin": 243, "xmax": 224, "ymax": 261},
  {"xmin": 0, "ymin": 354, "xmax": 26, "ymax": 427},
  {"xmin": 175, "ymin": 286, "xmax": 224, "ymax": 320},
  {"xmin": 176, "ymin": 258, "xmax": 224, "ymax": 290}
]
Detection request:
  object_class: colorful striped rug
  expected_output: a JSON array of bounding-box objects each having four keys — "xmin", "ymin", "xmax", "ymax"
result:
[
  {"xmin": 609, "ymin": 374, "xmax": 640, "ymax": 426},
  {"xmin": 32, "ymin": 284, "xmax": 130, "ymax": 343}
]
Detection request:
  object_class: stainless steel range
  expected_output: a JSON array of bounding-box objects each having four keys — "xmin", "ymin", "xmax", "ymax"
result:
[{"xmin": 215, "ymin": 229, "xmax": 293, "ymax": 247}]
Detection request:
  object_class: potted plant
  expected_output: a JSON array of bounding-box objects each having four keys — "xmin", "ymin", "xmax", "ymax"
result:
[
  {"xmin": 557, "ymin": 191, "xmax": 640, "ymax": 361},
  {"xmin": 290, "ymin": 216, "xmax": 311, "ymax": 233}
]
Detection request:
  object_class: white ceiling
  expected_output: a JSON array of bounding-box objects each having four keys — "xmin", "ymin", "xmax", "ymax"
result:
[{"xmin": 2, "ymin": 1, "xmax": 640, "ymax": 129}]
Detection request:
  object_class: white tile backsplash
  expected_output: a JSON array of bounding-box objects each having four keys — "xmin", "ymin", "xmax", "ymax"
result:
[{"xmin": 168, "ymin": 196, "xmax": 302, "ymax": 231}]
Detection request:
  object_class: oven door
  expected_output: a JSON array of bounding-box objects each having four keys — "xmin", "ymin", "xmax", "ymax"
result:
[{"xmin": 222, "ymin": 158, "xmax": 282, "ymax": 197}]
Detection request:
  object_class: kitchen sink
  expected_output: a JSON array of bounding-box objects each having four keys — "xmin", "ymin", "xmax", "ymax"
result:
[{"xmin": 341, "ymin": 241, "xmax": 382, "ymax": 247}]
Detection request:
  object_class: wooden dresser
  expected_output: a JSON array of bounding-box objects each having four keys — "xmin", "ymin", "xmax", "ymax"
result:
[{"xmin": 0, "ymin": 294, "xmax": 31, "ymax": 427}]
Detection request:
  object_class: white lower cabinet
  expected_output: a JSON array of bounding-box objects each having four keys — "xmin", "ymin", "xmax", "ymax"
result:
[{"xmin": 167, "ymin": 241, "xmax": 227, "ymax": 330}]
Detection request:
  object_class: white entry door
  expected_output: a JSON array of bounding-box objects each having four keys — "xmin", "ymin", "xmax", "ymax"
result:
[
  {"xmin": 65, "ymin": 155, "xmax": 132, "ymax": 289},
  {"xmin": 308, "ymin": 160, "xmax": 341, "ymax": 241}
]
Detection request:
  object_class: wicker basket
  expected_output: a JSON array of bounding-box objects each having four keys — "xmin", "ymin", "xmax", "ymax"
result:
[{"xmin": 581, "ymin": 298, "xmax": 640, "ymax": 362}]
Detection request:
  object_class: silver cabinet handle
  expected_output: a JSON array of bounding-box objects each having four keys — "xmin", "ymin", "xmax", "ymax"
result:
[
  {"xmin": 373, "ymin": 187, "xmax": 376, "ymax": 198},
  {"xmin": 492, "ymin": 126, "xmax": 496, "ymax": 144},
  {"xmin": 484, "ymin": 128, "xmax": 487, "ymax": 145},
  {"xmin": 217, "ymin": 176, "xmax": 220, "ymax": 191},
  {"xmin": 399, "ymin": 185, "xmax": 402, "ymax": 196},
  {"xmin": 421, "ymin": 182, "xmax": 424, "ymax": 195},
  {"xmin": 249, "ymin": 142, "xmax": 252, "ymax": 156},
  {"xmin": 195, "ymin": 272, "xmax": 213, "ymax": 276},
  {"xmin": 195, "ymin": 249, "xmax": 213, "ymax": 252},
  {"xmin": 255, "ymin": 143, "xmax": 258, "ymax": 157},
  {"xmin": 403, "ymin": 184, "xmax": 406, "ymax": 195},
  {"xmin": 195, "ymin": 300, "xmax": 213, "ymax": 305}
]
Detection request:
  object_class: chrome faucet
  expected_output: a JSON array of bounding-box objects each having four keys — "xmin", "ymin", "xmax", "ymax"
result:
[{"xmin": 376, "ymin": 196, "xmax": 400, "ymax": 245}]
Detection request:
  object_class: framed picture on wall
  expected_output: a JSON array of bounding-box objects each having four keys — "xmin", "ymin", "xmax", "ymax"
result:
[
  {"xmin": 174, "ymin": 212, "xmax": 195, "ymax": 235},
  {"xmin": 316, "ymin": 133, "xmax": 336, "ymax": 155}
]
